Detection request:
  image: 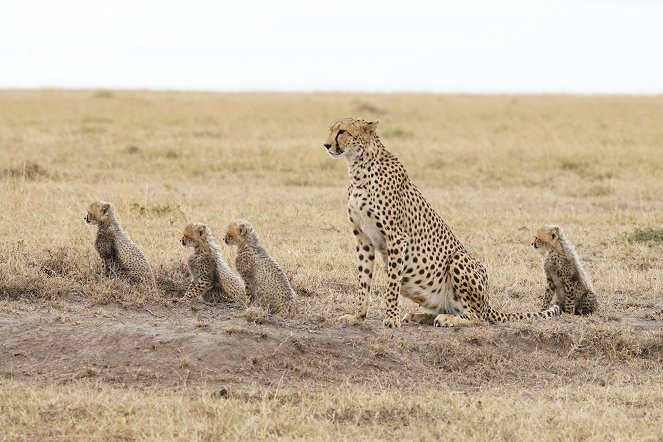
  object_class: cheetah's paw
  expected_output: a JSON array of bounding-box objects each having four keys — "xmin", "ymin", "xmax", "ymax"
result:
[
  {"xmin": 433, "ymin": 314, "xmax": 457, "ymax": 327},
  {"xmin": 383, "ymin": 316, "xmax": 401, "ymax": 328},
  {"xmin": 338, "ymin": 314, "xmax": 364, "ymax": 326}
]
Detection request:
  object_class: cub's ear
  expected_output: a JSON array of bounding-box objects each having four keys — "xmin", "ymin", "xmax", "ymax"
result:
[
  {"xmin": 238, "ymin": 223, "xmax": 248, "ymax": 236},
  {"xmin": 101, "ymin": 202, "xmax": 111, "ymax": 214},
  {"xmin": 364, "ymin": 119, "xmax": 380, "ymax": 134},
  {"xmin": 551, "ymin": 226, "xmax": 561, "ymax": 240},
  {"xmin": 197, "ymin": 225, "xmax": 207, "ymax": 235}
]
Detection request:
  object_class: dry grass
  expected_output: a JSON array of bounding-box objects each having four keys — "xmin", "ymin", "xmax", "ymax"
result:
[
  {"xmin": 1, "ymin": 90, "xmax": 662, "ymax": 439},
  {"xmin": 1, "ymin": 380, "xmax": 661, "ymax": 441}
]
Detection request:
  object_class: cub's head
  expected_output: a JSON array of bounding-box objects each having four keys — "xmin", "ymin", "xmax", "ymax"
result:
[
  {"xmin": 85, "ymin": 200, "xmax": 114, "ymax": 225},
  {"xmin": 324, "ymin": 118, "xmax": 380, "ymax": 160},
  {"xmin": 223, "ymin": 219, "xmax": 255, "ymax": 246},
  {"xmin": 532, "ymin": 224, "xmax": 563, "ymax": 254},
  {"xmin": 181, "ymin": 223, "xmax": 208, "ymax": 247}
]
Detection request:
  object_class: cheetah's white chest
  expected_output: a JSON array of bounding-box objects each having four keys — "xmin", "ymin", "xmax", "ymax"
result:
[
  {"xmin": 348, "ymin": 193, "xmax": 387, "ymax": 255},
  {"xmin": 551, "ymin": 273, "xmax": 567, "ymax": 304},
  {"xmin": 360, "ymin": 214, "xmax": 386, "ymax": 254}
]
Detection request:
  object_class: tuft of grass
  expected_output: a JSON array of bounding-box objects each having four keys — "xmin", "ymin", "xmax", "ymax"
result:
[
  {"xmin": 244, "ymin": 306, "xmax": 268, "ymax": 324},
  {"xmin": 74, "ymin": 125, "xmax": 107, "ymax": 135},
  {"xmin": 0, "ymin": 161, "xmax": 48, "ymax": 179},
  {"xmin": 558, "ymin": 158, "xmax": 588, "ymax": 172},
  {"xmin": 164, "ymin": 149, "xmax": 181, "ymax": 159},
  {"xmin": 130, "ymin": 203, "xmax": 181, "ymax": 216},
  {"xmin": 39, "ymin": 247, "xmax": 81, "ymax": 278},
  {"xmin": 92, "ymin": 89, "xmax": 114, "ymax": 98},
  {"xmin": 282, "ymin": 176, "xmax": 312, "ymax": 187},
  {"xmin": 628, "ymin": 227, "xmax": 663, "ymax": 244},
  {"xmin": 382, "ymin": 127, "xmax": 414, "ymax": 139},
  {"xmin": 0, "ymin": 274, "xmax": 45, "ymax": 300},
  {"xmin": 155, "ymin": 261, "xmax": 189, "ymax": 296},
  {"xmin": 0, "ymin": 245, "xmax": 179, "ymax": 305},
  {"xmin": 353, "ymin": 101, "xmax": 387, "ymax": 115},
  {"xmin": 125, "ymin": 145, "xmax": 142, "ymax": 154}
]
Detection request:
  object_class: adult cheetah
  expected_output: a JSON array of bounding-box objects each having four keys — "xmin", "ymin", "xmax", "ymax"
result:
[
  {"xmin": 323, "ymin": 118, "xmax": 560, "ymax": 327},
  {"xmin": 533, "ymin": 224, "xmax": 597, "ymax": 315}
]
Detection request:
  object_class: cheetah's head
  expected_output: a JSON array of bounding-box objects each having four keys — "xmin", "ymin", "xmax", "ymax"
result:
[
  {"xmin": 324, "ymin": 118, "xmax": 380, "ymax": 160},
  {"xmin": 223, "ymin": 219, "xmax": 255, "ymax": 246},
  {"xmin": 532, "ymin": 224, "xmax": 563, "ymax": 255},
  {"xmin": 85, "ymin": 200, "xmax": 114, "ymax": 225},
  {"xmin": 182, "ymin": 223, "xmax": 208, "ymax": 247}
]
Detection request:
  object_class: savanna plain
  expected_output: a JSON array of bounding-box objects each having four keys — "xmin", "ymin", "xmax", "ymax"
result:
[{"xmin": 1, "ymin": 91, "xmax": 662, "ymax": 441}]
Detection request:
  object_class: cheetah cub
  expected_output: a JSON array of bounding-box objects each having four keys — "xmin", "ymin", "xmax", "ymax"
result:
[
  {"xmin": 223, "ymin": 220, "xmax": 296, "ymax": 315},
  {"xmin": 533, "ymin": 224, "xmax": 597, "ymax": 315},
  {"xmin": 85, "ymin": 200, "xmax": 155, "ymax": 286},
  {"xmin": 181, "ymin": 223, "xmax": 245, "ymax": 303}
]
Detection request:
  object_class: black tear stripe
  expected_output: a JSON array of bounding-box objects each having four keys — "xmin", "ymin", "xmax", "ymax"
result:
[
  {"xmin": 335, "ymin": 130, "xmax": 351, "ymax": 150},
  {"xmin": 334, "ymin": 130, "xmax": 343, "ymax": 149}
]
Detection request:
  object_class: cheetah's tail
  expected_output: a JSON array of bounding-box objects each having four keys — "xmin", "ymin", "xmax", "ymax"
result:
[{"xmin": 482, "ymin": 305, "xmax": 561, "ymax": 324}]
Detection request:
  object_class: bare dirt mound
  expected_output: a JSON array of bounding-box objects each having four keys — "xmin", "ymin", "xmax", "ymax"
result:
[{"xmin": 2, "ymin": 300, "xmax": 662, "ymax": 393}]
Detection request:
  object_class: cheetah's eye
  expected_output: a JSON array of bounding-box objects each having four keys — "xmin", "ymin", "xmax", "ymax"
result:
[{"xmin": 338, "ymin": 129, "xmax": 346, "ymax": 135}]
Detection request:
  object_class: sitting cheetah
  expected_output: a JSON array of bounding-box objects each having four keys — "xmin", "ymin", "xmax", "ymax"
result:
[
  {"xmin": 223, "ymin": 220, "xmax": 296, "ymax": 315},
  {"xmin": 181, "ymin": 223, "xmax": 245, "ymax": 303},
  {"xmin": 323, "ymin": 118, "xmax": 560, "ymax": 327},
  {"xmin": 85, "ymin": 200, "xmax": 155, "ymax": 286},
  {"xmin": 533, "ymin": 224, "xmax": 598, "ymax": 315}
]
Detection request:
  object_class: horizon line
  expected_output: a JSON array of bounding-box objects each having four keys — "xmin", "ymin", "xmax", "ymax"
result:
[{"xmin": 2, "ymin": 86, "xmax": 662, "ymax": 97}]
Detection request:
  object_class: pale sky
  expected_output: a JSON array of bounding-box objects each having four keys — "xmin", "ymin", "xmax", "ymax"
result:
[{"xmin": 2, "ymin": 0, "xmax": 662, "ymax": 93}]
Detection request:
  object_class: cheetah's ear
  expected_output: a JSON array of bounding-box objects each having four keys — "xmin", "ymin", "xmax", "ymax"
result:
[
  {"xmin": 551, "ymin": 226, "xmax": 560, "ymax": 240},
  {"xmin": 100, "ymin": 202, "xmax": 111, "ymax": 214},
  {"xmin": 364, "ymin": 119, "xmax": 380, "ymax": 134},
  {"xmin": 238, "ymin": 224, "xmax": 247, "ymax": 236},
  {"xmin": 197, "ymin": 225, "xmax": 206, "ymax": 235}
]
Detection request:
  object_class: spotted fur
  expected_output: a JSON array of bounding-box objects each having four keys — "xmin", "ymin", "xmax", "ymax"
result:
[
  {"xmin": 223, "ymin": 220, "xmax": 296, "ymax": 315},
  {"xmin": 324, "ymin": 118, "xmax": 560, "ymax": 327},
  {"xmin": 85, "ymin": 200, "xmax": 155, "ymax": 286},
  {"xmin": 181, "ymin": 223, "xmax": 245, "ymax": 303},
  {"xmin": 533, "ymin": 224, "xmax": 597, "ymax": 315}
]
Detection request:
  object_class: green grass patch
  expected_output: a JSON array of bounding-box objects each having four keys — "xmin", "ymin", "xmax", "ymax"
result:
[
  {"xmin": 130, "ymin": 203, "xmax": 181, "ymax": 216},
  {"xmin": 92, "ymin": 89, "xmax": 114, "ymax": 98},
  {"xmin": 628, "ymin": 227, "xmax": 663, "ymax": 244},
  {"xmin": 382, "ymin": 128, "xmax": 414, "ymax": 139},
  {"xmin": 558, "ymin": 158, "xmax": 588, "ymax": 172}
]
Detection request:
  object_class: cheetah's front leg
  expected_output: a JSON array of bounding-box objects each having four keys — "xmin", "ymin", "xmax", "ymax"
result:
[
  {"xmin": 236, "ymin": 255, "xmax": 256, "ymax": 306},
  {"xmin": 103, "ymin": 258, "xmax": 120, "ymax": 277},
  {"xmin": 542, "ymin": 277, "xmax": 555, "ymax": 310},
  {"xmin": 382, "ymin": 234, "xmax": 408, "ymax": 328},
  {"xmin": 96, "ymin": 240, "xmax": 118, "ymax": 277},
  {"xmin": 563, "ymin": 281, "xmax": 576, "ymax": 315},
  {"xmin": 183, "ymin": 277, "xmax": 212, "ymax": 302},
  {"xmin": 339, "ymin": 221, "xmax": 376, "ymax": 325}
]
